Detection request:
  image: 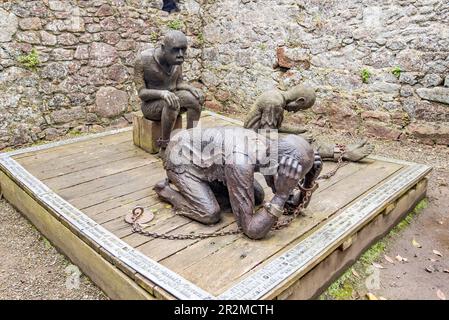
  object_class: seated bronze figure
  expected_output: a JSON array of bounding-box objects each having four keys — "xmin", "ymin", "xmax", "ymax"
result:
[{"xmin": 134, "ymin": 30, "xmax": 204, "ymax": 156}]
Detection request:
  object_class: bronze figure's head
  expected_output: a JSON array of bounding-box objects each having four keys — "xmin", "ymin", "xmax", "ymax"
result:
[
  {"xmin": 161, "ymin": 30, "xmax": 188, "ymax": 66},
  {"xmin": 284, "ymin": 85, "xmax": 316, "ymax": 113}
]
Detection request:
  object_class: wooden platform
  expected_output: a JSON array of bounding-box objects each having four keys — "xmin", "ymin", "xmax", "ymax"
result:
[{"xmin": 0, "ymin": 111, "xmax": 431, "ymax": 300}]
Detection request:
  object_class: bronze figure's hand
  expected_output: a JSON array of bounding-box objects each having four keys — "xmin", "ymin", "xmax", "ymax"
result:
[
  {"xmin": 189, "ymin": 87, "xmax": 204, "ymax": 103},
  {"xmin": 160, "ymin": 90, "xmax": 181, "ymax": 111},
  {"xmin": 309, "ymin": 152, "xmax": 323, "ymax": 182},
  {"xmin": 274, "ymin": 156, "xmax": 303, "ymax": 200}
]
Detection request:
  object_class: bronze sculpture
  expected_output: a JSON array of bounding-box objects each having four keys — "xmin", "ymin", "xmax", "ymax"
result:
[
  {"xmin": 154, "ymin": 126, "xmax": 322, "ymax": 240},
  {"xmin": 244, "ymin": 85, "xmax": 316, "ymax": 134},
  {"xmin": 243, "ymin": 85, "xmax": 374, "ymax": 162},
  {"xmin": 134, "ymin": 30, "xmax": 204, "ymax": 156}
]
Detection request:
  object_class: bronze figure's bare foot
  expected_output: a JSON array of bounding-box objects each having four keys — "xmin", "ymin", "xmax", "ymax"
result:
[
  {"xmin": 156, "ymin": 147, "xmax": 166, "ymax": 160},
  {"xmin": 343, "ymin": 139, "xmax": 375, "ymax": 162},
  {"xmin": 154, "ymin": 179, "xmax": 172, "ymax": 200}
]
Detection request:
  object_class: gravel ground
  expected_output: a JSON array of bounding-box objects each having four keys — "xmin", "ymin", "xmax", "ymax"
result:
[
  {"xmin": 0, "ymin": 121, "xmax": 448, "ymax": 300},
  {"xmin": 0, "ymin": 199, "xmax": 107, "ymax": 300}
]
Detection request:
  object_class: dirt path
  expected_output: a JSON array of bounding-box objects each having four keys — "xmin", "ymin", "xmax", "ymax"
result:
[
  {"xmin": 0, "ymin": 198, "xmax": 107, "ymax": 299},
  {"xmin": 0, "ymin": 123, "xmax": 448, "ymax": 300}
]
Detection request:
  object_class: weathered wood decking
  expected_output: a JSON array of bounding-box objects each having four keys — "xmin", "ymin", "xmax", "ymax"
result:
[{"xmin": 0, "ymin": 111, "xmax": 431, "ymax": 299}]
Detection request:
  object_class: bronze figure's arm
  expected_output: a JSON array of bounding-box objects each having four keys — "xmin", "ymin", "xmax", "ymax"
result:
[
  {"xmin": 133, "ymin": 54, "xmax": 168, "ymax": 103},
  {"xmin": 278, "ymin": 123, "xmax": 307, "ymax": 134},
  {"xmin": 225, "ymin": 155, "xmax": 303, "ymax": 239},
  {"xmin": 176, "ymin": 69, "xmax": 204, "ymax": 103}
]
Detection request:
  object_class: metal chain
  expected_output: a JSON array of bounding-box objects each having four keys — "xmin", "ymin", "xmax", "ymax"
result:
[
  {"xmin": 129, "ymin": 187, "xmax": 314, "ymax": 240},
  {"xmin": 128, "ymin": 144, "xmax": 347, "ymax": 240},
  {"xmin": 272, "ymin": 190, "xmax": 312, "ymax": 230},
  {"xmin": 132, "ymin": 222, "xmax": 242, "ymax": 240}
]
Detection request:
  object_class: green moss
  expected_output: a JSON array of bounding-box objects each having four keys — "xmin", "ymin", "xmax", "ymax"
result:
[
  {"xmin": 167, "ymin": 19, "xmax": 184, "ymax": 30},
  {"xmin": 325, "ymin": 268, "xmax": 355, "ymax": 300},
  {"xmin": 17, "ymin": 48, "xmax": 40, "ymax": 71},
  {"xmin": 68, "ymin": 130, "xmax": 84, "ymax": 137},
  {"xmin": 391, "ymin": 66, "xmax": 402, "ymax": 78},
  {"xmin": 359, "ymin": 241, "xmax": 386, "ymax": 265},
  {"xmin": 150, "ymin": 31, "xmax": 159, "ymax": 42},
  {"xmin": 41, "ymin": 236, "xmax": 53, "ymax": 250},
  {"xmin": 390, "ymin": 199, "xmax": 427, "ymax": 235},
  {"xmin": 258, "ymin": 43, "xmax": 267, "ymax": 51},
  {"xmin": 360, "ymin": 68, "xmax": 371, "ymax": 83},
  {"xmin": 197, "ymin": 32, "xmax": 205, "ymax": 45}
]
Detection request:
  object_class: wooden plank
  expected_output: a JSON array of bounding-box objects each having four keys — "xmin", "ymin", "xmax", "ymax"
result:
[
  {"xmin": 0, "ymin": 171, "xmax": 154, "ymax": 300},
  {"xmin": 19, "ymin": 140, "xmax": 138, "ymax": 180},
  {"xmin": 198, "ymin": 116, "xmax": 236, "ymax": 128},
  {"xmin": 278, "ymin": 178, "xmax": 428, "ymax": 300},
  {"xmin": 83, "ymin": 187, "xmax": 153, "ymax": 219},
  {"xmin": 111, "ymin": 209, "xmax": 191, "ymax": 240},
  {"xmin": 160, "ymin": 223, "xmax": 241, "ymax": 270},
  {"xmin": 139, "ymin": 116, "xmax": 158, "ymax": 154},
  {"xmin": 42, "ymin": 154, "xmax": 156, "ymax": 191},
  {"xmin": 136, "ymin": 214, "xmax": 238, "ymax": 261},
  {"xmin": 13, "ymin": 130, "xmax": 132, "ymax": 161},
  {"xmin": 62, "ymin": 162, "xmax": 164, "ymax": 207},
  {"xmin": 174, "ymin": 160, "xmax": 403, "ymax": 295},
  {"xmin": 133, "ymin": 113, "xmax": 141, "ymax": 147}
]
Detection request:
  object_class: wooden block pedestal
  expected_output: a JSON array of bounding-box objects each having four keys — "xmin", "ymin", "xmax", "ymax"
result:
[{"xmin": 132, "ymin": 112, "xmax": 182, "ymax": 154}]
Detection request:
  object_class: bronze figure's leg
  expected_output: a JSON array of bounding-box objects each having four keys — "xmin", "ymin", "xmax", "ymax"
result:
[
  {"xmin": 154, "ymin": 171, "xmax": 221, "ymax": 224},
  {"xmin": 141, "ymin": 99, "xmax": 181, "ymax": 153},
  {"xmin": 160, "ymin": 101, "xmax": 180, "ymax": 147},
  {"xmin": 210, "ymin": 179, "xmax": 265, "ymax": 211},
  {"xmin": 175, "ymin": 90, "xmax": 202, "ymax": 129},
  {"xmin": 141, "ymin": 100, "xmax": 165, "ymax": 121}
]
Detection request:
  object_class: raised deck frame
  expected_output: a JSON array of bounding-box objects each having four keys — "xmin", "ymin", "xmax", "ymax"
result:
[{"xmin": 0, "ymin": 111, "xmax": 431, "ymax": 300}]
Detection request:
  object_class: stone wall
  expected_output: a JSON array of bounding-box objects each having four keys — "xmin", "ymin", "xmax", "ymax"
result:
[
  {"xmin": 201, "ymin": 0, "xmax": 449, "ymax": 145},
  {"xmin": 1, "ymin": 0, "xmax": 448, "ymax": 150},
  {"xmin": 0, "ymin": 0, "xmax": 202, "ymax": 150}
]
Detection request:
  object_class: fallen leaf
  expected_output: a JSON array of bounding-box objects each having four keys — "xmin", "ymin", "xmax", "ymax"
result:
[
  {"xmin": 373, "ymin": 262, "xmax": 385, "ymax": 269},
  {"xmin": 165, "ymin": 204, "xmax": 172, "ymax": 209},
  {"xmin": 352, "ymin": 269, "xmax": 360, "ymax": 278},
  {"xmin": 437, "ymin": 289, "xmax": 446, "ymax": 300},
  {"xmin": 412, "ymin": 239, "xmax": 422, "ymax": 248},
  {"xmin": 366, "ymin": 293, "xmax": 378, "ymax": 300},
  {"xmin": 384, "ymin": 255, "xmax": 395, "ymax": 264},
  {"xmin": 433, "ymin": 250, "xmax": 443, "ymax": 257},
  {"xmin": 426, "ymin": 266, "xmax": 435, "ymax": 273}
]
